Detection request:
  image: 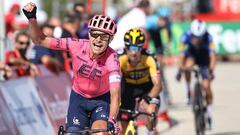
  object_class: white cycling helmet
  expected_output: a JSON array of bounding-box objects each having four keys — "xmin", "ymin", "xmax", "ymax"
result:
[{"xmin": 190, "ymin": 19, "xmax": 207, "ymax": 37}]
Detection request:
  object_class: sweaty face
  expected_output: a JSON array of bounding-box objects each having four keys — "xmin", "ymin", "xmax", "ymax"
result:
[{"xmin": 89, "ymin": 30, "xmax": 111, "ymax": 56}]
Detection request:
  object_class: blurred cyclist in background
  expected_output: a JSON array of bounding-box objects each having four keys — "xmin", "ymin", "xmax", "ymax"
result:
[
  {"xmin": 146, "ymin": 6, "xmax": 173, "ymax": 127},
  {"xmin": 118, "ymin": 28, "xmax": 161, "ymax": 134},
  {"xmin": 23, "ymin": 2, "xmax": 121, "ymax": 134},
  {"xmin": 147, "ymin": 6, "xmax": 172, "ymax": 66},
  {"xmin": 176, "ymin": 19, "xmax": 216, "ymax": 129}
]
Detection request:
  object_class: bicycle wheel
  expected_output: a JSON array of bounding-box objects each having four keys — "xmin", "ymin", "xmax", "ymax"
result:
[
  {"xmin": 126, "ymin": 130, "xmax": 134, "ymax": 135},
  {"xmin": 193, "ymin": 83, "xmax": 205, "ymax": 135},
  {"xmin": 195, "ymin": 112, "xmax": 205, "ymax": 135}
]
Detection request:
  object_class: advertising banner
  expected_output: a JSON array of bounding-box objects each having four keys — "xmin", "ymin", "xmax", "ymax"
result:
[
  {"xmin": 35, "ymin": 72, "xmax": 71, "ymax": 128},
  {"xmin": 0, "ymin": 91, "xmax": 19, "ymax": 135},
  {"xmin": 155, "ymin": 22, "xmax": 240, "ymax": 55},
  {"xmin": 0, "ymin": 77, "xmax": 55, "ymax": 135}
]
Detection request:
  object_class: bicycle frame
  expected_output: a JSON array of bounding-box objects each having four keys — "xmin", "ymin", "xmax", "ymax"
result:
[
  {"xmin": 189, "ymin": 68, "xmax": 207, "ymax": 135},
  {"xmin": 120, "ymin": 108, "xmax": 156, "ymax": 135},
  {"xmin": 58, "ymin": 125, "xmax": 109, "ymax": 135}
]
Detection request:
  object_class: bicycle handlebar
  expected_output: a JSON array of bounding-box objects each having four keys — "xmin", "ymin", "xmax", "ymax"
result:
[
  {"xmin": 58, "ymin": 125, "xmax": 109, "ymax": 135},
  {"xmin": 181, "ymin": 67, "xmax": 200, "ymax": 78},
  {"xmin": 120, "ymin": 108, "xmax": 156, "ymax": 121}
]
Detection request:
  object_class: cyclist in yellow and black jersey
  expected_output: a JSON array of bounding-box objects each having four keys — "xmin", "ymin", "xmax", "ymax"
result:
[
  {"xmin": 119, "ymin": 49, "xmax": 159, "ymax": 85},
  {"xmin": 118, "ymin": 28, "xmax": 161, "ymax": 134}
]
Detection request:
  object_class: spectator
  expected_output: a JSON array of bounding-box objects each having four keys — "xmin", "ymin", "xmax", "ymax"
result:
[
  {"xmin": 47, "ymin": 17, "xmax": 62, "ymax": 28},
  {"xmin": 29, "ymin": 24, "xmax": 65, "ymax": 74},
  {"xmin": 0, "ymin": 61, "xmax": 12, "ymax": 80},
  {"xmin": 5, "ymin": 30, "xmax": 39, "ymax": 77},
  {"xmin": 109, "ymin": 0, "xmax": 151, "ymax": 51},
  {"xmin": 58, "ymin": 14, "xmax": 81, "ymax": 38},
  {"xmin": 5, "ymin": 3, "xmax": 21, "ymax": 35},
  {"xmin": 73, "ymin": 2, "xmax": 89, "ymax": 39}
]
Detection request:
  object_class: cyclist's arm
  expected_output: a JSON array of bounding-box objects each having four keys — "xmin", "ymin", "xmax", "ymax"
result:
[
  {"xmin": 29, "ymin": 19, "xmax": 79, "ymax": 52},
  {"xmin": 178, "ymin": 43, "xmax": 187, "ymax": 69},
  {"xmin": 209, "ymin": 43, "xmax": 216, "ymax": 71},
  {"xmin": 147, "ymin": 57, "xmax": 161, "ymax": 98},
  {"xmin": 107, "ymin": 53, "xmax": 121, "ymax": 119},
  {"xmin": 149, "ymin": 75, "xmax": 161, "ymax": 98},
  {"xmin": 109, "ymin": 87, "xmax": 121, "ymax": 119},
  {"xmin": 28, "ymin": 19, "xmax": 51, "ymax": 48}
]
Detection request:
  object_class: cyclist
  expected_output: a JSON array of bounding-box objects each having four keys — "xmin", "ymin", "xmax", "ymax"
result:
[
  {"xmin": 22, "ymin": 2, "xmax": 121, "ymax": 134},
  {"xmin": 118, "ymin": 28, "xmax": 161, "ymax": 134},
  {"xmin": 176, "ymin": 19, "xmax": 216, "ymax": 129}
]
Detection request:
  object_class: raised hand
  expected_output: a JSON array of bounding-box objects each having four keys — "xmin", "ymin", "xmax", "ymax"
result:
[{"xmin": 22, "ymin": 2, "xmax": 37, "ymax": 20}]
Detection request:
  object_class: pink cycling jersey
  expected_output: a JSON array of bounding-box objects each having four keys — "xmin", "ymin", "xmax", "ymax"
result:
[{"xmin": 49, "ymin": 38, "xmax": 121, "ymax": 98}]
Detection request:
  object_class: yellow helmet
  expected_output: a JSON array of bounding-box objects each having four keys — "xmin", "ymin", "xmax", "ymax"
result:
[{"xmin": 124, "ymin": 28, "xmax": 145, "ymax": 47}]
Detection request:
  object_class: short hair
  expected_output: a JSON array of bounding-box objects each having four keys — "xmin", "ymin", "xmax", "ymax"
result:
[
  {"xmin": 64, "ymin": 13, "xmax": 81, "ymax": 23},
  {"xmin": 15, "ymin": 30, "xmax": 30, "ymax": 42},
  {"xmin": 136, "ymin": 0, "xmax": 150, "ymax": 8},
  {"xmin": 73, "ymin": 2, "xmax": 85, "ymax": 12}
]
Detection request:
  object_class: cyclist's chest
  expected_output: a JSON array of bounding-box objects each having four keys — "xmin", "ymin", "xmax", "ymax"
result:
[
  {"xmin": 122, "ymin": 63, "xmax": 149, "ymax": 79},
  {"xmin": 188, "ymin": 45, "xmax": 209, "ymax": 54},
  {"xmin": 72, "ymin": 54, "xmax": 108, "ymax": 80}
]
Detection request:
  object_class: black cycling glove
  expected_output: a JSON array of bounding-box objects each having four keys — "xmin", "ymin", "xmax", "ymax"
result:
[
  {"xmin": 22, "ymin": 6, "xmax": 37, "ymax": 20},
  {"xmin": 142, "ymin": 95, "xmax": 152, "ymax": 104}
]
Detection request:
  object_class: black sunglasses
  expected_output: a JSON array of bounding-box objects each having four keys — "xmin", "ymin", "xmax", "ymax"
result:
[
  {"xmin": 89, "ymin": 31, "xmax": 110, "ymax": 41},
  {"xmin": 18, "ymin": 41, "xmax": 30, "ymax": 45}
]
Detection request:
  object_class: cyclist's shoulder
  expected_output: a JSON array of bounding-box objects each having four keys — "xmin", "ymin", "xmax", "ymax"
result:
[
  {"xmin": 118, "ymin": 50, "xmax": 128, "ymax": 64},
  {"xmin": 141, "ymin": 49, "xmax": 154, "ymax": 56},
  {"xmin": 182, "ymin": 31, "xmax": 191, "ymax": 37},
  {"xmin": 180, "ymin": 31, "xmax": 191, "ymax": 42},
  {"xmin": 141, "ymin": 49, "xmax": 157, "ymax": 63},
  {"xmin": 203, "ymin": 32, "xmax": 214, "ymax": 41}
]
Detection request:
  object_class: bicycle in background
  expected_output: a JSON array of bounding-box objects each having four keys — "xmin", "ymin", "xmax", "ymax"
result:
[{"xmin": 186, "ymin": 67, "xmax": 207, "ymax": 135}]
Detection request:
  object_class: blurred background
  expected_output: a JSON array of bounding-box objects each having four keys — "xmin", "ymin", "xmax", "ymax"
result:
[
  {"xmin": 0, "ymin": 0, "xmax": 240, "ymax": 135},
  {"xmin": 1, "ymin": 0, "xmax": 240, "ymax": 61}
]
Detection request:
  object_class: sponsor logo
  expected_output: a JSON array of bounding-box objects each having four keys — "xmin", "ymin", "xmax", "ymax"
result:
[
  {"xmin": 73, "ymin": 117, "xmax": 80, "ymax": 125},
  {"xmin": 96, "ymin": 107, "xmax": 103, "ymax": 113},
  {"xmin": 78, "ymin": 64, "xmax": 101, "ymax": 79},
  {"xmin": 100, "ymin": 114, "xmax": 106, "ymax": 118}
]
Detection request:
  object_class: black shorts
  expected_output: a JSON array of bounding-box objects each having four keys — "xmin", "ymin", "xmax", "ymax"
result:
[
  {"xmin": 66, "ymin": 90, "xmax": 110, "ymax": 130},
  {"xmin": 119, "ymin": 81, "xmax": 159, "ymax": 121}
]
